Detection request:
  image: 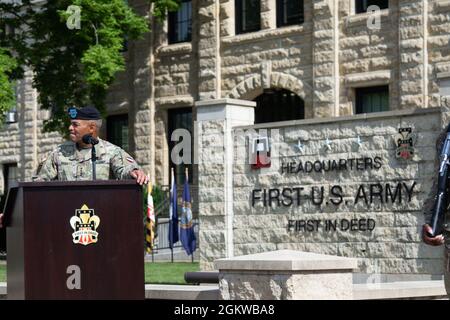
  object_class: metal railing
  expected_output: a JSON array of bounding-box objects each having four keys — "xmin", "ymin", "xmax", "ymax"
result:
[
  {"xmin": 146, "ymin": 184, "xmax": 199, "ymax": 262},
  {"xmin": 147, "ymin": 218, "xmax": 199, "ymax": 263}
]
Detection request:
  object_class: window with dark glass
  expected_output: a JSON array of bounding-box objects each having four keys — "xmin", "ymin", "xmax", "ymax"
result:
[
  {"xmin": 355, "ymin": 85, "xmax": 389, "ymax": 114},
  {"xmin": 168, "ymin": 0, "xmax": 192, "ymax": 44},
  {"xmin": 168, "ymin": 108, "xmax": 193, "ymax": 184},
  {"xmin": 107, "ymin": 114, "xmax": 129, "ymax": 152},
  {"xmin": 355, "ymin": 0, "xmax": 388, "ymax": 14},
  {"xmin": 236, "ymin": 0, "xmax": 260, "ymax": 34},
  {"xmin": 0, "ymin": 163, "xmax": 18, "ymax": 255},
  {"xmin": 277, "ymin": 0, "xmax": 304, "ymax": 27},
  {"xmin": 0, "ymin": 22, "xmax": 14, "ymax": 44},
  {"xmin": 0, "ymin": 23, "xmax": 6, "ymax": 43},
  {"xmin": 254, "ymin": 89, "xmax": 304, "ymax": 124}
]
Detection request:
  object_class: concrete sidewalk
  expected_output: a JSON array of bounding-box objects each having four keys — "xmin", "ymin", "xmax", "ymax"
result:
[{"xmin": 0, "ymin": 280, "xmax": 447, "ymax": 300}]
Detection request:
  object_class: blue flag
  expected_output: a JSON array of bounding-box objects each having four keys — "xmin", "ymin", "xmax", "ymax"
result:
[
  {"xmin": 180, "ymin": 170, "xmax": 196, "ymax": 255},
  {"xmin": 169, "ymin": 169, "xmax": 179, "ymax": 248}
]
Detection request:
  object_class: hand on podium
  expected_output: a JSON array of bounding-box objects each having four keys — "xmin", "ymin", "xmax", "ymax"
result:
[{"xmin": 130, "ymin": 169, "xmax": 149, "ymax": 185}]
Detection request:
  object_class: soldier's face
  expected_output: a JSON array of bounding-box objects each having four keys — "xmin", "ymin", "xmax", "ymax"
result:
[{"xmin": 69, "ymin": 120, "xmax": 94, "ymax": 144}]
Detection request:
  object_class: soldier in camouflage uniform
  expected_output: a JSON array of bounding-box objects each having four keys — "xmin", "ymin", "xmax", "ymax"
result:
[
  {"xmin": 35, "ymin": 138, "xmax": 142, "ymax": 181},
  {"xmin": 0, "ymin": 106, "xmax": 148, "ymax": 227},
  {"xmin": 422, "ymin": 96, "xmax": 450, "ymax": 296},
  {"xmin": 34, "ymin": 106, "xmax": 148, "ymax": 182}
]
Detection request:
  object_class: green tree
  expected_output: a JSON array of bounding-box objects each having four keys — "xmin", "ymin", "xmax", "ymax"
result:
[
  {"xmin": 0, "ymin": 0, "xmax": 179, "ymax": 134},
  {"xmin": 0, "ymin": 48, "xmax": 17, "ymax": 123}
]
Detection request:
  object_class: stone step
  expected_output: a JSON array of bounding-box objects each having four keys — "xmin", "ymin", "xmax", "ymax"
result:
[{"xmin": 354, "ymin": 280, "xmax": 448, "ymax": 300}]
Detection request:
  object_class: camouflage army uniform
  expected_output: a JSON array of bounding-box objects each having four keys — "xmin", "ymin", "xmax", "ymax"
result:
[
  {"xmin": 424, "ymin": 96, "xmax": 450, "ymax": 296},
  {"xmin": 35, "ymin": 139, "xmax": 140, "ymax": 181}
]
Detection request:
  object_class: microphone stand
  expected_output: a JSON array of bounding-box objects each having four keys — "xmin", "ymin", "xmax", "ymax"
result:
[
  {"xmin": 82, "ymin": 134, "xmax": 98, "ymax": 180},
  {"xmin": 91, "ymin": 144, "xmax": 96, "ymax": 180}
]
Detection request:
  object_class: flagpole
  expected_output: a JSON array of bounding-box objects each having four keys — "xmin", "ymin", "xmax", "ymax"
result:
[
  {"xmin": 146, "ymin": 177, "xmax": 156, "ymax": 260},
  {"xmin": 185, "ymin": 167, "xmax": 194, "ymax": 263},
  {"xmin": 171, "ymin": 167, "xmax": 174, "ymax": 263}
]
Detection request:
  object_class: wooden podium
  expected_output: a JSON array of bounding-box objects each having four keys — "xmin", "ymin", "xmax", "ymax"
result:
[{"xmin": 3, "ymin": 180, "xmax": 145, "ymax": 300}]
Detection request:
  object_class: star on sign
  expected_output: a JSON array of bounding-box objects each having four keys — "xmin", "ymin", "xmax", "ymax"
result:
[
  {"xmin": 294, "ymin": 139, "xmax": 304, "ymax": 152},
  {"xmin": 324, "ymin": 138, "xmax": 332, "ymax": 151},
  {"xmin": 356, "ymin": 136, "xmax": 362, "ymax": 147}
]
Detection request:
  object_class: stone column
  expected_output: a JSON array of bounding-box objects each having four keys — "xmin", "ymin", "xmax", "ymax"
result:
[
  {"xmin": 398, "ymin": 0, "xmax": 428, "ymax": 109},
  {"xmin": 130, "ymin": 0, "xmax": 154, "ymax": 177},
  {"xmin": 261, "ymin": 0, "xmax": 276, "ymax": 30},
  {"xmin": 198, "ymin": 0, "xmax": 221, "ymax": 100},
  {"xmin": 196, "ymin": 99, "xmax": 255, "ymax": 271},
  {"xmin": 312, "ymin": 0, "xmax": 339, "ymax": 118},
  {"xmin": 215, "ymin": 250, "xmax": 358, "ymax": 300},
  {"xmin": 20, "ymin": 70, "xmax": 38, "ymax": 180}
]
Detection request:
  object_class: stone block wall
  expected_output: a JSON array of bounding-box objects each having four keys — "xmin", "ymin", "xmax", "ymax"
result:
[
  {"xmin": 429, "ymin": 1, "xmax": 450, "ymax": 106},
  {"xmin": 198, "ymin": 119, "xmax": 227, "ymax": 270},
  {"xmin": 339, "ymin": 2, "xmax": 397, "ymax": 115},
  {"xmin": 0, "ymin": 70, "xmax": 63, "ymax": 193},
  {"xmin": 101, "ymin": 0, "xmax": 450, "ymax": 187},
  {"xmin": 226, "ymin": 107, "xmax": 446, "ymax": 278},
  {"xmin": 196, "ymin": 99, "xmax": 255, "ymax": 271}
]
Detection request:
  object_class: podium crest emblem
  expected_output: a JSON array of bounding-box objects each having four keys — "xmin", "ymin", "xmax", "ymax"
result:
[{"xmin": 70, "ymin": 204, "xmax": 100, "ymax": 246}]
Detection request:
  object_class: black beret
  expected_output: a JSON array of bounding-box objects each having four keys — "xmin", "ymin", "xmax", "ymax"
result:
[{"xmin": 68, "ymin": 106, "xmax": 101, "ymax": 120}]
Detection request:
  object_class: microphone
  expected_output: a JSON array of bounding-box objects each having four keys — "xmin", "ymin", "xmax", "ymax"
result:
[
  {"xmin": 82, "ymin": 134, "xmax": 99, "ymax": 145},
  {"xmin": 82, "ymin": 134, "xmax": 98, "ymax": 180}
]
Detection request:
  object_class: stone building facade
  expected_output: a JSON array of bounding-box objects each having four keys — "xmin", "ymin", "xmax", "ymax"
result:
[
  {"xmin": 1, "ymin": 0, "xmax": 450, "ymax": 275},
  {"xmin": 1, "ymin": 0, "xmax": 450, "ymax": 187}
]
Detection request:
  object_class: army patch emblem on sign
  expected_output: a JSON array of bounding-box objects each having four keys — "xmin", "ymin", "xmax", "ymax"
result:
[
  {"xmin": 70, "ymin": 204, "xmax": 100, "ymax": 246},
  {"xmin": 395, "ymin": 127, "xmax": 416, "ymax": 160}
]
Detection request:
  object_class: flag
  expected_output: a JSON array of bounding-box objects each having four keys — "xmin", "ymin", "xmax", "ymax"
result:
[
  {"xmin": 180, "ymin": 168, "xmax": 196, "ymax": 255},
  {"xmin": 169, "ymin": 168, "xmax": 179, "ymax": 248},
  {"xmin": 145, "ymin": 180, "xmax": 156, "ymax": 253}
]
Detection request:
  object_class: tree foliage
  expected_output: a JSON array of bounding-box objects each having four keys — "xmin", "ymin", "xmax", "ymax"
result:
[
  {"xmin": 0, "ymin": 0, "xmax": 179, "ymax": 134},
  {"xmin": 0, "ymin": 47, "xmax": 17, "ymax": 123}
]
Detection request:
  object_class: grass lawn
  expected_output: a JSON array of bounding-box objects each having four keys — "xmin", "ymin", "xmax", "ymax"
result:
[
  {"xmin": 145, "ymin": 262, "xmax": 199, "ymax": 284},
  {"xmin": 0, "ymin": 265, "xmax": 5, "ymax": 282},
  {"xmin": 0, "ymin": 262, "xmax": 199, "ymax": 285}
]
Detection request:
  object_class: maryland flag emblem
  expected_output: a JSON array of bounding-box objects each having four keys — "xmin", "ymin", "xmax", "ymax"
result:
[
  {"xmin": 70, "ymin": 204, "xmax": 100, "ymax": 246},
  {"xmin": 146, "ymin": 181, "xmax": 156, "ymax": 253}
]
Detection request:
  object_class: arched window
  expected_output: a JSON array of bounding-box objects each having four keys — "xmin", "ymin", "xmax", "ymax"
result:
[{"xmin": 254, "ymin": 89, "xmax": 304, "ymax": 124}]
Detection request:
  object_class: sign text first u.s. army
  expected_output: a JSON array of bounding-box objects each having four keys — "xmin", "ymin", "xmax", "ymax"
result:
[
  {"xmin": 252, "ymin": 155, "xmax": 416, "ymax": 208},
  {"xmin": 250, "ymin": 154, "xmax": 417, "ymax": 234},
  {"xmin": 251, "ymin": 182, "xmax": 416, "ymax": 208}
]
